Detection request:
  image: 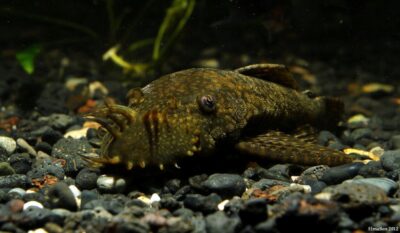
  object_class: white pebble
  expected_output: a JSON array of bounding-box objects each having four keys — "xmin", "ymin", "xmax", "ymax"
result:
[
  {"xmin": 64, "ymin": 128, "xmax": 88, "ymax": 139},
  {"xmin": 390, "ymin": 205, "xmax": 400, "ymax": 213},
  {"xmin": 0, "ymin": 136, "xmax": 17, "ymax": 154},
  {"xmin": 217, "ymin": 199, "xmax": 230, "ymax": 211},
  {"xmin": 8, "ymin": 188, "xmax": 26, "ymax": 197},
  {"xmin": 97, "ymin": 175, "xmax": 114, "ymax": 189},
  {"xmin": 17, "ymin": 138, "xmax": 37, "ymax": 156},
  {"xmin": 347, "ymin": 114, "xmax": 369, "ymax": 125},
  {"xmin": 290, "ymin": 176, "xmax": 300, "ymax": 182},
  {"xmin": 96, "ymin": 175, "xmax": 126, "ymax": 192},
  {"xmin": 23, "ymin": 201, "xmax": 44, "ymax": 211},
  {"xmin": 315, "ymin": 192, "xmax": 332, "ymax": 201},
  {"xmin": 290, "ymin": 183, "xmax": 312, "ymax": 193},
  {"xmin": 370, "ymin": 146, "xmax": 385, "ymax": 158},
  {"xmin": 69, "ymin": 185, "xmax": 82, "ymax": 208},
  {"xmin": 137, "ymin": 196, "xmax": 151, "ymax": 205},
  {"xmin": 65, "ymin": 77, "xmax": 87, "ymax": 91},
  {"xmin": 26, "ymin": 189, "xmax": 37, "ymax": 194},
  {"xmin": 28, "ymin": 228, "xmax": 48, "ymax": 233},
  {"xmin": 150, "ymin": 193, "xmax": 161, "ymax": 203}
]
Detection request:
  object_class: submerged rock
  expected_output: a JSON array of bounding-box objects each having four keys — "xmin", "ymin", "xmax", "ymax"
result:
[
  {"xmin": 202, "ymin": 173, "xmax": 246, "ymax": 198},
  {"xmin": 320, "ymin": 162, "xmax": 364, "ymax": 185},
  {"xmin": 343, "ymin": 178, "xmax": 398, "ymax": 195},
  {"xmin": 205, "ymin": 211, "xmax": 241, "ymax": 233},
  {"xmin": 0, "ymin": 136, "xmax": 16, "ymax": 154}
]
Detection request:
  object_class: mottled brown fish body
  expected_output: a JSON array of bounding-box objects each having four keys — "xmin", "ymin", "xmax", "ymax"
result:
[{"xmin": 86, "ymin": 64, "xmax": 352, "ymax": 169}]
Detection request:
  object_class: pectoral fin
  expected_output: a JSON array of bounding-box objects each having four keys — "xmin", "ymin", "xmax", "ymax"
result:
[
  {"xmin": 235, "ymin": 63, "xmax": 300, "ymax": 90},
  {"xmin": 235, "ymin": 131, "xmax": 353, "ymax": 166}
]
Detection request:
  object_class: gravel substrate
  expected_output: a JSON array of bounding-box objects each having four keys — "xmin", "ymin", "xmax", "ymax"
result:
[{"xmin": 0, "ymin": 57, "xmax": 400, "ymax": 233}]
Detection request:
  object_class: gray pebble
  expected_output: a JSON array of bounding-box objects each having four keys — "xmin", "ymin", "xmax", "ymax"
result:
[
  {"xmin": 251, "ymin": 179, "xmax": 290, "ymax": 190},
  {"xmin": 8, "ymin": 188, "xmax": 26, "ymax": 197},
  {"xmin": 205, "ymin": 211, "xmax": 241, "ymax": 233},
  {"xmin": 27, "ymin": 158, "xmax": 65, "ymax": 181},
  {"xmin": 52, "ymin": 138, "xmax": 92, "ymax": 175},
  {"xmin": 0, "ymin": 136, "xmax": 16, "ymax": 154},
  {"xmin": 297, "ymin": 165, "xmax": 330, "ymax": 183},
  {"xmin": 350, "ymin": 128, "xmax": 373, "ymax": 141},
  {"xmin": 46, "ymin": 182, "xmax": 78, "ymax": 211},
  {"xmin": 0, "ymin": 162, "xmax": 15, "ymax": 176},
  {"xmin": 243, "ymin": 166, "xmax": 290, "ymax": 181},
  {"xmin": 75, "ymin": 168, "xmax": 99, "ymax": 190},
  {"xmin": 255, "ymin": 219, "xmax": 276, "ymax": 233},
  {"xmin": 0, "ymin": 174, "xmax": 29, "ymax": 189},
  {"xmin": 391, "ymin": 135, "xmax": 400, "ymax": 149},
  {"xmin": 80, "ymin": 190, "xmax": 99, "ymax": 208},
  {"xmin": 38, "ymin": 114, "xmax": 76, "ymax": 130},
  {"xmin": 381, "ymin": 150, "xmax": 400, "ymax": 171},
  {"xmin": 344, "ymin": 178, "xmax": 398, "ymax": 195},
  {"xmin": 202, "ymin": 173, "xmax": 246, "ymax": 197}
]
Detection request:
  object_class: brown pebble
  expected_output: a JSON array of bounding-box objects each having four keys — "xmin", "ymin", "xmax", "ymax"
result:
[
  {"xmin": 7, "ymin": 199, "xmax": 24, "ymax": 213},
  {"xmin": 45, "ymin": 222, "xmax": 63, "ymax": 233}
]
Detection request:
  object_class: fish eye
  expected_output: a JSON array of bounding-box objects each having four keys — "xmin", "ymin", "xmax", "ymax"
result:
[
  {"xmin": 197, "ymin": 95, "xmax": 216, "ymax": 113},
  {"xmin": 303, "ymin": 90, "xmax": 316, "ymax": 99}
]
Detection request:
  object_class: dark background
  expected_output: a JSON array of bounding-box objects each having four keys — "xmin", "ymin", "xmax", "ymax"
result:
[{"xmin": 1, "ymin": 0, "xmax": 399, "ymax": 82}]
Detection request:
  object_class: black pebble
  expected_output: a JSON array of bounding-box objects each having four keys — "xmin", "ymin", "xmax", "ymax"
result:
[
  {"xmin": 1, "ymin": 222, "xmax": 25, "ymax": 233},
  {"xmin": 301, "ymin": 179, "xmax": 327, "ymax": 194},
  {"xmin": 80, "ymin": 190, "xmax": 99, "ymax": 208},
  {"xmin": 159, "ymin": 196, "xmax": 182, "ymax": 211},
  {"xmin": 42, "ymin": 129, "xmax": 63, "ymax": 145},
  {"xmin": 320, "ymin": 162, "xmax": 365, "ymax": 185},
  {"xmin": 358, "ymin": 161, "xmax": 386, "ymax": 177},
  {"xmin": 184, "ymin": 193, "xmax": 222, "ymax": 214},
  {"xmin": 75, "ymin": 168, "xmax": 99, "ymax": 190},
  {"xmin": 35, "ymin": 141, "xmax": 53, "ymax": 154},
  {"xmin": 9, "ymin": 153, "xmax": 32, "ymax": 174},
  {"xmin": 21, "ymin": 207, "xmax": 52, "ymax": 228},
  {"xmin": 0, "ymin": 147, "xmax": 9, "ymax": 162},
  {"xmin": 46, "ymin": 182, "xmax": 77, "ymax": 211},
  {"xmin": 239, "ymin": 198, "xmax": 268, "ymax": 225},
  {"xmin": 86, "ymin": 128, "xmax": 99, "ymax": 140},
  {"xmin": 202, "ymin": 173, "xmax": 246, "ymax": 198},
  {"xmin": 163, "ymin": 179, "xmax": 182, "ymax": 194},
  {"xmin": 243, "ymin": 166, "xmax": 290, "ymax": 182}
]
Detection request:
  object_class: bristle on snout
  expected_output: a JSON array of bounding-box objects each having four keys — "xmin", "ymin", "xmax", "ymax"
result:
[{"xmin": 84, "ymin": 103, "xmax": 137, "ymax": 137}]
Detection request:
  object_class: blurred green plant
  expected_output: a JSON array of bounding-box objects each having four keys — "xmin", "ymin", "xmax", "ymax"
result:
[
  {"xmin": 15, "ymin": 44, "xmax": 42, "ymax": 75},
  {"xmin": 104, "ymin": 0, "xmax": 196, "ymax": 76},
  {"xmin": 2, "ymin": 0, "xmax": 196, "ymax": 77}
]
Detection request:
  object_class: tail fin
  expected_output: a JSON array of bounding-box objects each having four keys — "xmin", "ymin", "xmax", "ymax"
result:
[{"xmin": 318, "ymin": 97, "xmax": 345, "ymax": 130}]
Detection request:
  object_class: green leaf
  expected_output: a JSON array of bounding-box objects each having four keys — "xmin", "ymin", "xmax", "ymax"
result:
[{"xmin": 16, "ymin": 44, "xmax": 42, "ymax": 75}]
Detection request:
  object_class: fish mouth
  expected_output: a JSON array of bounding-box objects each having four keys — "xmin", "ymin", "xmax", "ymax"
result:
[{"xmin": 82, "ymin": 102, "xmax": 138, "ymax": 167}]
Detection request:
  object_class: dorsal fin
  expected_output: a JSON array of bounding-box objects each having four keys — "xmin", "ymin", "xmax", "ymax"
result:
[{"xmin": 235, "ymin": 63, "xmax": 300, "ymax": 90}]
